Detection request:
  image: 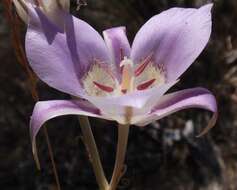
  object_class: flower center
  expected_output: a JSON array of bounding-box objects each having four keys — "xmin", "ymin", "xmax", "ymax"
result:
[{"xmin": 82, "ymin": 55, "xmax": 165, "ymax": 97}]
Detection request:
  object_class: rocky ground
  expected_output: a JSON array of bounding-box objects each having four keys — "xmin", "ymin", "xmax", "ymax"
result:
[{"xmin": 0, "ymin": 0, "xmax": 237, "ymax": 189}]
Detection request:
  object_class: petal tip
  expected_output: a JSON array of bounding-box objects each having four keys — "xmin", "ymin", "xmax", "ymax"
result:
[
  {"xmin": 199, "ymin": 3, "xmax": 214, "ymax": 13},
  {"xmin": 103, "ymin": 26, "xmax": 126, "ymax": 34},
  {"xmin": 103, "ymin": 26, "xmax": 127, "ymax": 39},
  {"xmin": 196, "ymin": 111, "xmax": 218, "ymax": 138}
]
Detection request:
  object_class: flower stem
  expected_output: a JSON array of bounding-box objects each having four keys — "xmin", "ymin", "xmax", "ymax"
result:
[
  {"xmin": 109, "ymin": 124, "xmax": 130, "ymax": 190},
  {"xmin": 43, "ymin": 126, "xmax": 61, "ymax": 190},
  {"xmin": 78, "ymin": 116, "xmax": 109, "ymax": 190}
]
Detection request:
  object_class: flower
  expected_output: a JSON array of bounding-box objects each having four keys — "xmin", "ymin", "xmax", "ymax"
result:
[
  {"xmin": 26, "ymin": 4, "xmax": 217, "ymax": 156},
  {"xmin": 13, "ymin": 0, "xmax": 69, "ymax": 27}
]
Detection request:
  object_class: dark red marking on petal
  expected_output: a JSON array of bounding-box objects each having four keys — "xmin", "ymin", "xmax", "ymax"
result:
[
  {"xmin": 137, "ymin": 79, "xmax": 156, "ymax": 90},
  {"xmin": 121, "ymin": 89, "xmax": 127, "ymax": 94},
  {"xmin": 134, "ymin": 54, "xmax": 153, "ymax": 77},
  {"xmin": 93, "ymin": 81, "xmax": 114, "ymax": 92}
]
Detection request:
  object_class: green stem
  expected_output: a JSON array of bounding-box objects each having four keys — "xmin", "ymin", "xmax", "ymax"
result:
[
  {"xmin": 78, "ymin": 116, "xmax": 109, "ymax": 190},
  {"xmin": 109, "ymin": 124, "xmax": 130, "ymax": 190}
]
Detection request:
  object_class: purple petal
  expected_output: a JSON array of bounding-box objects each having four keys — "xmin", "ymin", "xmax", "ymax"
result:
[
  {"xmin": 131, "ymin": 4, "xmax": 213, "ymax": 82},
  {"xmin": 30, "ymin": 99, "xmax": 103, "ymax": 169},
  {"xmin": 26, "ymin": 6, "xmax": 111, "ymax": 97},
  {"xmin": 103, "ymin": 27, "xmax": 131, "ymax": 80},
  {"xmin": 135, "ymin": 87, "xmax": 217, "ymax": 136}
]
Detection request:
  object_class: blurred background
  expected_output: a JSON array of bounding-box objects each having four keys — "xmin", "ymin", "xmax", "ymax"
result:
[{"xmin": 0, "ymin": 0, "xmax": 237, "ymax": 189}]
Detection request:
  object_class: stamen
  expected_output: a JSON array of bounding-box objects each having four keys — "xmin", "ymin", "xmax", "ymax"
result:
[
  {"xmin": 134, "ymin": 54, "xmax": 153, "ymax": 77},
  {"xmin": 120, "ymin": 58, "xmax": 134, "ymax": 93},
  {"xmin": 137, "ymin": 79, "xmax": 156, "ymax": 90},
  {"xmin": 93, "ymin": 81, "xmax": 114, "ymax": 93}
]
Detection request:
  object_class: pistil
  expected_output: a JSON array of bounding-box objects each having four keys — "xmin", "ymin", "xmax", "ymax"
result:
[{"xmin": 120, "ymin": 57, "xmax": 134, "ymax": 93}]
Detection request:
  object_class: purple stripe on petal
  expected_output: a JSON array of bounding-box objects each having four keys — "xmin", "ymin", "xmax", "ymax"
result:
[
  {"xmin": 131, "ymin": 4, "xmax": 213, "ymax": 82},
  {"xmin": 103, "ymin": 27, "xmax": 131, "ymax": 81},
  {"xmin": 30, "ymin": 99, "xmax": 103, "ymax": 169},
  {"xmin": 26, "ymin": 5, "xmax": 110, "ymax": 97},
  {"xmin": 135, "ymin": 87, "xmax": 217, "ymax": 136}
]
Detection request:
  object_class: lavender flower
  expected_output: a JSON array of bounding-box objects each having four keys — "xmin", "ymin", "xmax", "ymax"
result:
[{"xmin": 26, "ymin": 4, "xmax": 217, "ymax": 157}]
